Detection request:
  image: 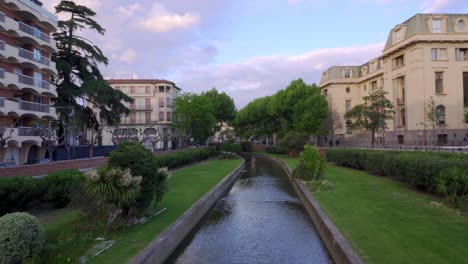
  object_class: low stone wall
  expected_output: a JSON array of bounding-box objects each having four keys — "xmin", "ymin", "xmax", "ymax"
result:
[
  {"xmin": 255, "ymin": 154, "xmax": 362, "ymax": 264},
  {"xmin": 130, "ymin": 160, "xmax": 246, "ymax": 264}
]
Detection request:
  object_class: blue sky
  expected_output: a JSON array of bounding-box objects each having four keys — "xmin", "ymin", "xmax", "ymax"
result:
[{"xmin": 45, "ymin": 0, "xmax": 467, "ymax": 108}]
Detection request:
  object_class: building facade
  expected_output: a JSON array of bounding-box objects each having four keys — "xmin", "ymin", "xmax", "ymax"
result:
[
  {"xmin": 0, "ymin": 0, "xmax": 58, "ymax": 164},
  {"xmin": 99, "ymin": 79, "xmax": 181, "ymax": 150},
  {"xmin": 320, "ymin": 14, "xmax": 468, "ymax": 145}
]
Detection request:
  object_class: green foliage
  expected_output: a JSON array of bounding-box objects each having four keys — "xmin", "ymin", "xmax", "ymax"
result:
[
  {"xmin": 326, "ymin": 148, "xmax": 468, "ymax": 193},
  {"xmin": 0, "ymin": 177, "xmax": 38, "ymax": 216},
  {"xmin": 265, "ymin": 146, "xmax": 288, "ymax": 154},
  {"xmin": 240, "ymin": 141, "xmax": 253, "ymax": 152},
  {"xmin": 108, "ymin": 142, "xmax": 167, "ymax": 210},
  {"xmin": 0, "ymin": 212, "xmax": 45, "ymax": 263},
  {"xmin": 202, "ymin": 88, "xmax": 237, "ymax": 124},
  {"xmin": 464, "ymin": 103, "xmax": 468, "ymax": 123},
  {"xmin": 217, "ymin": 153, "xmax": 238, "ymax": 160},
  {"xmin": 307, "ymin": 179, "xmax": 334, "ymax": 192},
  {"xmin": 435, "ymin": 167, "xmax": 468, "ymax": 206},
  {"xmin": 41, "ymin": 170, "xmax": 85, "ymax": 208},
  {"xmin": 344, "ymin": 87, "xmax": 394, "ymax": 147},
  {"xmin": 174, "ymin": 93, "xmax": 217, "ymax": 144},
  {"xmin": 277, "ymin": 131, "xmax": 309, "ymax": 152},
  {"xmin": 53, "ymin": 1, "xmax": 132, "ymax": 128},
  {"xmin": 153, "ymin": 148, "xmax": 217, "ymax": 169},
  {"xmin": 293, "ymin": 145, "xmax": 325, "ymax": 181},
  {"xmin": 219, "ymin": 142, "xmax": 241, "ymax": 153}
]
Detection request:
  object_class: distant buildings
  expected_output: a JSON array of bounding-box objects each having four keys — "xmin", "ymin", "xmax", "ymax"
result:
[
  {"xmin": 0, "ymin": 0, "xmax": 58, "ymax": 164},
  {"xmin": 320, "ymin": 14, "xmax": 468, "ymax": 145},
  {"xmin": 98, "ymin": 79, "xmax": 181, "ymax": 150}
]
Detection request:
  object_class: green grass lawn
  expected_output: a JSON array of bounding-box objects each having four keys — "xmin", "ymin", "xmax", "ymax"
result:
[{"xmin": 260, "ymin": 152, "xmax": 468, "ymax": 264}]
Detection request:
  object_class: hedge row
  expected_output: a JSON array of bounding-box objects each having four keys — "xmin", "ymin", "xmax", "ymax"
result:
[
  {"xmin": 326, "ymin": 148, "xmax": 468, "ymax": 192},
  {"xmin": 0, "ymin": 148, "xmax": 219, "ymax": 216}
]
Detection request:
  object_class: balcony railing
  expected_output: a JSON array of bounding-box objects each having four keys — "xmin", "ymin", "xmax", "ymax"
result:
[
  {"xmin": 0, "ymin": 69, "xmax": 4, "ymax": 79},
  {"xmin": 397, "ymin": 97, "xmax": 405, "ymax": 105},
  {"xmin": 0, "ymin": 12, "xmax": 5, "ymax": 23},
  {"xmin": 0, "ymin": 40, "xmax": 4, "ymax": 51},
  {"xmin": 0, "ymin": 97, "xmax": 4, "ymax": 108},
  {"xmin": 18, "ymin": 47, "xmax": 50, "ymax": 66},
  {"xmin": 18, "ymin": 126, "xmax": 42, "ymax": 136},
  {"xmin": 19, "ymin": 100, "xmax": 50, "ymax": 113},
  {"xmin": 17, "ymin": 74, "xmax": 50, "ymax": 90},
  {"xmin": 18, "ymin": 21, "xmax": 50, "ymax": 43},
  {"xmin": 130, "ymin": 105, "xmax": 153, "ymax": 111}
]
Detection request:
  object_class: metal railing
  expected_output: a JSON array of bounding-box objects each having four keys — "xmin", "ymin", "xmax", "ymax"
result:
[
  {"xmin": 18, "ymin": 47, "xmax": 50, "ymax": 66},
  {"xmin": 18, "ymin": 126, "xmax": 42, "ymax": 136},
  {"xmin": 130, "ymin": 105, "xmax": 153, "ymax": 111},
  {"xmin": 333, "ymin": 140, "xmax": 468, "ymax": 153},
  {"xmin": 0, "ymin": 69, "xmax": 4, "ymax": 79},
  {"xmin": 17, "ymin": 74, "xmax": 50, "ymax": 90},
  {"xmin": 19, "ymin": 100, "xmax": 50, "ymax": 113},
  {"xmin": 0, "ymin": 97, "xmax": 4, "ymax": 108},
  {"xmin": 0, "ymin": 40, "xmax": 5, "ymax": 51},
  {"xmin": 18, "ymin": 21, "xmax": 50, "ymax": 43},
  {"xmin": 0, "ymin": 12, "xmax": 5, "ymax": 23}
]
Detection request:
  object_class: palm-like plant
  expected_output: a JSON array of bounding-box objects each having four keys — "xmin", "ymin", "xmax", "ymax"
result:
[
  {"xmin": 84, "ymin": 167, "xmax": 142, "ymax": 236},
  {"xmin": 435, "ymin": 167, "xmax": 468, "ymax": 207}
]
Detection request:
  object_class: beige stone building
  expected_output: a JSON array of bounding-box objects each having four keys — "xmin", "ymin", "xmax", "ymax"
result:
[
  {"xmin": 0, "ymin": 0, "xmax": 58, "ymax": 165},
  {"xmin": 320, "ymin": 13, "xmax": 468, "ymax": 145},
  {"xmin": 99, "ymin": 79, "xmax": 181, "ymax": 150}
]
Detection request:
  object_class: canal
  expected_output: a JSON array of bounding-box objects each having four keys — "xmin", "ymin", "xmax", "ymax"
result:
[{"xmin": 167, "ymin": 156, "xmax": 332, "ymax": 264}]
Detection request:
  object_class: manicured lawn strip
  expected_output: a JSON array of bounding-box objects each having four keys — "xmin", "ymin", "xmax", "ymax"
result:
[
  {"xmin": 259, "ymin": 152, "xmax": 468, "ymax": 264},
  {"xmin": 90, "ymin": 158, "xmax": 242, "ymax": 264}
]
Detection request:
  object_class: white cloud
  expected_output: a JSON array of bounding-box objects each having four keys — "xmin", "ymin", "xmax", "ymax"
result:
[
  {"xmin": 117, "ymin": 3, "xmax": 141, "ymax": 17},
  {"xmin": 422, "ymin": 0, "xmax": 465, "ymax": 13},
  {"xmin": 118, "ymin": 49, "xmax": 137, "ymax": 63},
  {"xmin": 138, "ymin": 3, "xmax": 200, "ymax": 32}
]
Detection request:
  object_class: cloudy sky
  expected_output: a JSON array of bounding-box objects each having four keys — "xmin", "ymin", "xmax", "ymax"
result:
[{"xmin": 44, "ymin": 0, "xmax": 467, "ymax": 108}]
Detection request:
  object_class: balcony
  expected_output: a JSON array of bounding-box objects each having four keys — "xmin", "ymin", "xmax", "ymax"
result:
[
  {"xmin": 18, "ymin": 47, "xmax": 50, "ymax": 66},
  {"xmin": 1, "ymin": 71, "xmax": 57, "ymax": 96},
  {"xmin": 397, "ymin": 97, "xmax": 405, "ymax": 106},
  {"xmin": 0, "ymin": 41, "xmax": 55, "ymax": 73},
  {"xmin": 19, "ymin": 100, "xmax": 50, "ymax": 113},
  {"xmin": 0, "ymin": 12, "xmax": 4, "ymax": 23},
  {"xmin": 0, "ymin": 97, "xmax": 4, "ymax": 108},
  {"xmin": 0, "ymin": 68, "xmax": 4, "ymax": 79},
  {"xmin": 18, "ymin": 74, "xmax": 50, "ymax": 90},
  {"xmin": 130, "ymin": 105, "xmax": 153, "ymax": 111},
  {"xmin": 18, "ymin": 21, "xmax": 50, "ymax": 43},
  {"xmin": 18, "ymin": 126, "xmax": 42, "ymax": 136}
]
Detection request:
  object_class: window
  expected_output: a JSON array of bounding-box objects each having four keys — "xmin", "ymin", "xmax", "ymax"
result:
[
  {"xmin": 115, "ymin": 86, "xmax": 121, "ymax": 91},
  {"xmin": 166, "ymin": 98, "xmax": 172, "ymax": 107},
  {"xmin": 159, "ymin": 111, "xmax": 165, "ymax": 121},
  {"xmin": 145, "ymin": 86, "xmax": 151, "ymax": 93},
  {"xmin": 456, "ymin": 48, "xmax": 468, "ymax": 61},
  {"xmin": 435, "ymin": 72, "xmax": 444, "ymax": 94},
  {"xmin": 323, "ymin": 89, "xmax": 328, "ymax": 96},
  {"xmin": 431, "ymin": 48, "xmax": 447, "ymax": 60},
  {"xmin": 396, "ymin": 29, "xmax": 403, "ymax": 41},
  {"xmin": 436, "ymin": 105, "xmax": 445, "ymax": 125},
  {"xmin": 346, "ymin": 87, "xmax": 350, "ymax": 93},
  {"xmin": 346, "ymin": 120, "xmax": 352, "ymax": 134},
  {"xmin": 432, "ymin": 19, "xmax": 442, "ymax": 33},
  {"xmin": 130, "ymin": 112, "xmax": 136, "ymax": 124},
  {"xmin": 130, "ymin": 86, "xmax": 136, "ymax": 93},
  {"xmin": 400, "ymin": 109, "xmax": 406, "ymax": 127},
  {"xmin": 458, "ymin": 19, "xmax": 465, "ymax": 30},
  {"xmin": 371, "ymin": 81, "xmax": 377, "ymax": 90},
  {"xmin": 159, "ymin": 97, "xmax": 164, "ymax": 107},
  {"xmin": 167, "ymin": 112, "xmax": 172, "ymax": 121},
  {"xmin": 145, "ymin": 112, "xmax": 151, "ymax": 124},
  {"xmin": 130, "ymin": 102, "xmax": 135, "ymax": 110},
  {"xmin": 345, "ymin": 100, "xmax": 351, "ymax": 112},
  {"xmin": 33, "ymin": 48, "xmax": 42, "ymax": 62},
  {"xmin": 145, "ymin": 98, "xmax": 151, "ymax": 108},
  {"xmin": 363, "ymin": 85, "xmax": 367, "ymax": 91},
  {"xmin": 166, "ymin": 86, "xmax": 171, "ymax": 93},
  {"xmin": 158, "ymin": 86, "xmax": 164, "ymax": 93},
  {"xmin": 393, "ymin": 55, "xmax": 404, "ymax": 68},
  {"xmin": 344, "ymin": 69, "xmax": 351, "ymax": 78}
]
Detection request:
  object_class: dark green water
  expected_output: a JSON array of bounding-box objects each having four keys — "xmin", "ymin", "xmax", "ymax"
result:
[{"xmin": 167, "ymin": 156, "xmax": 332, "ymax": 264}]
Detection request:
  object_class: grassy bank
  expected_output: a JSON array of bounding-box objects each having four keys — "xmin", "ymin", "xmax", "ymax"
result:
[
  {"xmin": 41, "ymin": 158, "xmax": 242, "ymax": 263},
  {"xmin": 261, "ymin": 152, "xmax": 468, "ymax": 264}
]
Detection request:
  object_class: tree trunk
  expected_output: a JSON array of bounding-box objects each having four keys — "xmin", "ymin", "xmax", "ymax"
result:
[
  {"xmin": 89, "ymin": 144, "xmax": 94, "ymax": 158},
  {"xmin": 104, "ymin": 209, "xmax": 120, "ymax": 237}
]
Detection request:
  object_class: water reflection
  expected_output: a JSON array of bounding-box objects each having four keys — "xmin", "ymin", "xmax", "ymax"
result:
[{"xmin": 167, "ymin": 156, "xmax": 332, "ymax": 264}]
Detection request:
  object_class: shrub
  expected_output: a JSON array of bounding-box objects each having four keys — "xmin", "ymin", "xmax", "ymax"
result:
[
  {"xmin": 240, "ymin": 141, "xmax": 253, "ymax": 152},
  {"xmin": 40, "ymin": 170, "xmax": 85, "ymax": 208},
  {"xmin": 0, "ymin": 212, "xmax": 45, "ymax": 263},
  {"xmin": 108, "ymin": 142, "xmax": 167, "ymax": 211},
  {"xmin": 435, "ymin": 167, "xmax": 468, "ymax": 207},
  {"xmin": 219, "ymin": 142, "xmax": 241, "ymax": 153},
  {"xmin": 0, "ymin": 177, "xmax": 38, "ymax": 216},
  {"xmin": 154, "ymin": 148, "xmax": 217, "ymax": 168},
  {"xmin": 277, "ymin": 131, "xmax": 309, "ymax": 153},
  {"xmin": 265, "ymin": 146, "xmax": 288, "ymax": 154},
  {"xmin": 293, "ymin": 145, "xmax": 325, "ymax": 181},
  {"xmin": 217, "ymin": 153, "xmax": 238, "ymax": 160}
]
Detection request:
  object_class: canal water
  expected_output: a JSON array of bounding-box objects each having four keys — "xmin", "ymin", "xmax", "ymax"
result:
[{"xmin": 167, "ymin": 156, "xmax": 332, "ymax": 264}]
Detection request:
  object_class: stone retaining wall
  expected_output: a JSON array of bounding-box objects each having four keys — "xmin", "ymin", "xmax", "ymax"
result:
[
  {"xmin": 255, "ymin": 154, "xmax": 362, "ymax": 264},
  {"xmin": 130, "ymin": 160, "xmax": 246, "ymax": 264}
]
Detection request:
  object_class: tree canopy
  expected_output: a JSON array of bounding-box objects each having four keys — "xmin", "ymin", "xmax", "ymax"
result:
[
  {"xmin": 202, "ymin": 88, "xmax": 236, "ymax": 124},
  {"xmin": 52, "ymin": 1, "xmax": 132, "ymax": 129}
]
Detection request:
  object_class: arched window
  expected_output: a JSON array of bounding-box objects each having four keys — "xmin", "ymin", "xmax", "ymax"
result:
[
  {"xmin": 436, "ymin": 105, "xmax": 445, "ymax": 125},
  {"xmin": 458, "ymin": 19, "xmax": 465, "ymax": 30},
  {"xmin": 346, "ymin": 120, "xmax": 352, "ymax": 134}
]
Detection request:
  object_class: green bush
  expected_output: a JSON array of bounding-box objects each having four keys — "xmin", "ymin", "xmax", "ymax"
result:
[
  {"xmin": 277, "ymin": 131, "xmax": 309, "ymax": 153},
  {"xmin": 219, "ymin": 142, "xmax": 241, "ymax": 153},
  {"xmin": 265, "ymin": 146, "xmax": 288, "ymax": 154},
  {"xmin": 240, "ymin": 141, "xmax": 253, "ymax": 152},
  {"xmin": 40, "ymin": 170, "xmax": 85, "ymax": 208},
  {"xmin": 0, "ymin": 177, "xmax": 38, "ymax": 216},
  {"xmin": 293, "ymin": 145, "xmax": 325, "ymax": 181},
  {"xmin": 0, "ymin": 212, "xmax": 45, "ymax": 263},
  {"xmin": 435, "ymin": 167, "xmax": 468, "ymax": 206},
  {"xmin": 154, "ymin": 148, "xmax": 217, "ymax": 168},
  {"xmin": 326, "ymin": 148, "xmax": 468, "ymax": 193},
  {"xmin": 108, "ymin": 142, "xmax": 167, "ymax": 211}
]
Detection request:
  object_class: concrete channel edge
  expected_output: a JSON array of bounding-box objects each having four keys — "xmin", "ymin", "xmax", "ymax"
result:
[
  {"xmin": 253, "ymin": 154, "xmax": 363, "ymax": 264},
  {"xmin": 130, "ymin": 159, "xmax": 246, "ymax": 264}
]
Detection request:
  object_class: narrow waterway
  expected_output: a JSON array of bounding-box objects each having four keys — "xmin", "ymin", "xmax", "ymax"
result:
[{"xmin": 167, "ymin": 156, "xmax": 332, "ymax": 264}]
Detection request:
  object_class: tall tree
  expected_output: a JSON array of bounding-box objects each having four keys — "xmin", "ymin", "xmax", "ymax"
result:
[
  {"xmin": 202, "ymin": 88, "xmax": 236, "ymax": 125},
  {"xmin": 52, "ymin": 1, "xmax": 132, "ymax": 130},
  {"xmin": 345, "ymin": 87, "xmax": 394, "ymax": 147}
]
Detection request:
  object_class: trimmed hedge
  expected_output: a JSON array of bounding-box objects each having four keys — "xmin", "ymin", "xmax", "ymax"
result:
[
  {"xmin": 219, "ymin": 142, "xmax": 241, "ymax": 153},
  {"xmin": 154, "ymin": 148, "xmax": 217, "ymax": 169},
  {"xmin": 326, "ymin": 148, "xmax": 468, "ymax": 192},
  {"xmin": 265, "ymin": 146, "xmax": 288, "ymax": 154},
  {"xmin": 40, "ymin": 170, "xmax": 85, "ymax": 208}
]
